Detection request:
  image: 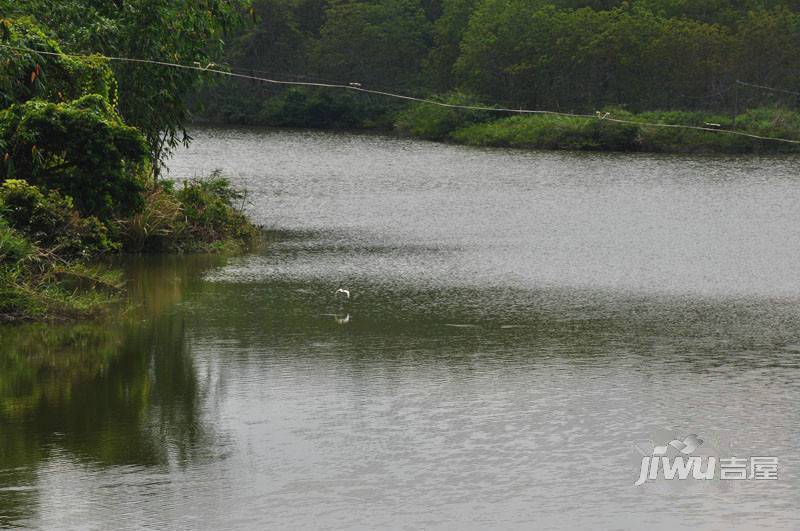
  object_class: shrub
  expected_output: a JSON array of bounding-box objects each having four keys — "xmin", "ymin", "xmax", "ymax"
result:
[
  {"xmin": 0, "ymin": 179, "xmax": 119, "ymax": 256},
  {"xmin": 176, "ymin": 173, "xmax": 259, "ymax": 246},
  {"xmin": 0, "ymin": 178, "xmax": 74, "ymax": 240},
  {"xmin": 0, "ymin": 215, "xmax": 33, "ymax": 266},
  {"xmin": 119, "ymin": 172, "xmax": 259, "ymax": 253},
  {"xmin": 0, "ymin": 18, "xmax": 147, "ymax": 221},
  {"xmin": 73, "ymin": 216, "xmax": 118, "ymax": 256},
  {"xmin": 394, "ymin": 92, "xmax": 496, "ymax": 141},
  {"xmin": 258, "ymin": 87, "xmax": 380, "ymax": 128},
  {"xmin": 0, "ymin": 95, "xmax": 149, "ymax": 220},
  {"xmin": 0, "ymin": 212, "xmax": 121, "ymax": 321}
]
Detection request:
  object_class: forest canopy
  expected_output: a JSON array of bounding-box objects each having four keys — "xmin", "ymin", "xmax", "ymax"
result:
[{"xmin": 199, "ymin": 0, "xmax": 800, "ymax": 125}]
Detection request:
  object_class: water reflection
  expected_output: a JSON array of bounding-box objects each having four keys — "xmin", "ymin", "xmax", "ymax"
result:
[
  {"xmin": 0, "ymin": 256, "xmax": 223, "ymax": 526},
  {"xmin": 0, "ymin": 245, "xmax": 798, "ymax": 529}
]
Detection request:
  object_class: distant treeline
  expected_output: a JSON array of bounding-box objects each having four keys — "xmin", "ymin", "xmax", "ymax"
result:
[{"xmin": 196, "ymin": 0, "xmax": 800, "ymax": 127}]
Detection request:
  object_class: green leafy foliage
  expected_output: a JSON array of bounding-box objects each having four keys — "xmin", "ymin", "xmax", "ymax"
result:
[
  {"xmin": 0, "ymin": 179, "xmax": 118, "ymax": 256},
  {"xmin": 0, "ymin": 17, "xmax": 149, "ymax": 219},
  {"xmin": 121, "ymin": 173, "xmax": 260, "ymax": 253},
  {"xmin": 313, "ymin": 0, "xmax": 432, "ymax": 91},
  {"xmin": 426, "ymin": 0, "xmax": 478, "ymax": 87},
  {"xmin": 0, "ymin": 10, "xmax": 260, "ymax": 322},
  {"xmin": 0, "ymin": 18, "xmax": 119, "ymax": 109},
  {"xmin": 394, "ymin": 92, "xmax": 495, "ymax": 140},
  {"xmin": 0, "ymin": 95, "xmax": 148, "ymax": 219},
  {"xmin": 4, "ymin": 0, "xmax": 245, "ymax": 173},
  {"xmin": 198, "ymin": 0, "xmax": 800, "ymax": 134},
  {"xmin": 175, "ymin": 174, "xmax": 259, "ymax": 248},
  {"xmin": 455, "ymin": 2, "xmax": 800, "ymax": 112},
  {"xmin": 198, "ymin": 0, "xmax": 432, "ymax": 126}
]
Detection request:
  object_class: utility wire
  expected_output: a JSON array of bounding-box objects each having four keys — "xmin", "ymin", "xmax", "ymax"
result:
[
  {"xmin": 3, "ymin": 43, "xmax": 800, "ymax": 146},
  {"xmin": 228, "ymin": 65, "xmax": 364, "ymax": 87},
  {"xmin": 736, "ymin": 80, "xmax": 800, "ymax": 97},
  {"xmin": 224, "ymin": 64, "xmax": 429, "ymax": 100}
]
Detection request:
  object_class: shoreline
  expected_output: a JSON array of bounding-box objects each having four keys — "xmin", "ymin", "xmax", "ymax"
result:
[
  {"xmin": 192, "ymin": 108, "xmax": 800, "ymax": 156},
  {"xmin": 0, "ymin": 178, "xmax": 261, "ymax": 325}
]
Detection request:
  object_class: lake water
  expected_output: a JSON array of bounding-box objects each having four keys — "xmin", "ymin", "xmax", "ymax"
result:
[{"xmin": 1, "ymin": 128, "xmax": 799, "ymax": 530}]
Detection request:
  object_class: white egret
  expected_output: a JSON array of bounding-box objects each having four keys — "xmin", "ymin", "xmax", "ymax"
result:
[{"xmin": 335, "ymin": 288, "xmax": 351, "ymax": 300}]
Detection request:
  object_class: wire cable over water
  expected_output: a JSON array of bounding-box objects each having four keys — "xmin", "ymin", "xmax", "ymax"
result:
[{"xmin": 3, "ymin": 43, "xmax": 800, "ymax": 146}]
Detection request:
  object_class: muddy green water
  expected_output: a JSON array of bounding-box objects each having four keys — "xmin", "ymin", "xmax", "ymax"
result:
[{"xmin": 1, "ymin": 128, "xmax": 799, "ymax": 530}]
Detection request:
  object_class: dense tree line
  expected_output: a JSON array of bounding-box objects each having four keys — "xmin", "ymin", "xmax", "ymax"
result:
[{"xmin": 200, "ymin": 0, "xmax": 800, "ymax": 124}]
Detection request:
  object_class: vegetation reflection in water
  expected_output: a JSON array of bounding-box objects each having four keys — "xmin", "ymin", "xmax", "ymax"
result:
[
  {"xmin": 0, "ymin": 255, "xmax": 224, "ymax": 526},
  {"xmin": 1, "ymin": 229, "xmax": 799, "ymax": 528}
]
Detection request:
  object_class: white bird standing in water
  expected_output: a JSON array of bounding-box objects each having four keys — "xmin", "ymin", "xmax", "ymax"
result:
[{"xmin": 335, "ymin": 288, "xmax": 351, "ymax": 300}]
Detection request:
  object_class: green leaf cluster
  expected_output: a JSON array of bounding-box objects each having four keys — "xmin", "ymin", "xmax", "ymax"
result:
[{"xmin": 0, "ymin": 96, "xmax": 148, "ymax": 219}]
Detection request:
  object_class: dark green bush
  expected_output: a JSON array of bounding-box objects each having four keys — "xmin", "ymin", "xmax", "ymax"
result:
[
  {"xmin": 394, "ymin": 92, "xmax": 497, "ymax": 141},
  {"xmin": 0, "ymin": 95, "xmax": 149, "ymax": 220},
  {"xmin": 0, "ymin": 178, "xmax": 75, "ymax": 240},
  {"xmin": 0, "ymin": 179, "xmax": 119, "ymax": 256},
  {"xmin": 258, "ymin": 87, "xmax": 393, "ymax": 129},
  {"xmin": 0, "ymin": 215, "xmax": 32, "ymax": 266},
  {"xmin": 176, "ymin": 173, "xmax": 259, "ymax": 245}
]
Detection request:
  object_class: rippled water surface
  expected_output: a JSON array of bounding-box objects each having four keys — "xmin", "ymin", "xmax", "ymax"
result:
[{"xmin": 2, "ymin": 128, "xmax": 799, "ymax": 530}]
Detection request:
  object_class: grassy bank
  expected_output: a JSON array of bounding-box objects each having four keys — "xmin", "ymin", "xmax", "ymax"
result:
[
  {"xmin": 199, "ymin": 84, "xmax": 800, "ymax": 154},
  {"xmin": 0, "ymin": 176, "xmax": 259, "ymax": 323},
  {"xmin": 396, "ymin": 104, "xmax": 800, "ymax": 153}
]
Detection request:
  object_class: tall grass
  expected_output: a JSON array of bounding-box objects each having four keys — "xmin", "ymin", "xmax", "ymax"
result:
[{"xmin": 120, "ymin": 172, "xmax": 260, "ymax": 253}]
